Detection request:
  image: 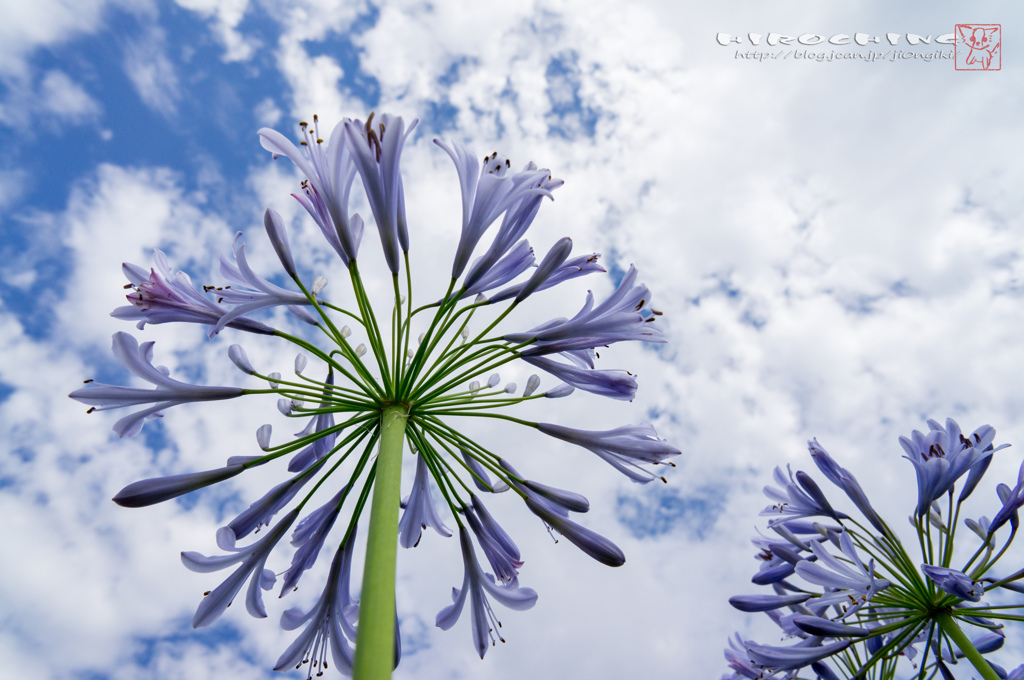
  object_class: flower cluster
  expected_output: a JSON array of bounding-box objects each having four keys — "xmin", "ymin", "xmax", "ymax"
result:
[
  {"xmin": 71, "ymin": 112, "xmax": 678, "ymax": 676},
  {"xmin": 724, "ymin": 419, "xmax": 1024, "ymax": 680}
]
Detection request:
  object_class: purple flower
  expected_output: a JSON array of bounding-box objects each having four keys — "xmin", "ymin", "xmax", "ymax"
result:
[
  {"xmin": 808, "ymin": 439, "xmax": 888, "ymax": 535},
  {"xmin": 794, "ymin": 531, "xmax": 888, "ymax": 617},
  {"xmin": 435, "ymin": 527, "xmax": 538, "ymax": 658},
  {"xmin": 259, "ymin": 115, "xmax": 362, "ymax": 265},
  {"xmin": 433, "ymin": 140, "xmax": 553, "ymax": 281},
  {"xmin": 791, "ymin": 615, "xmax": 869, "ymax": 638},
  {"xmin": 465, "ymin": 495, "xmax": 523, "ymax": 583},
  {"xmin": 279, "ymin": 488, "xmax": 345, "ymax": 596},
  {"xmin": 460, "ymin": 450, "xmax": 509, "ymax": 493},
  {"xmin": 275, "ymin": 529, "xmax": 363, "ymax": 677},
  {"xmin": 460, "ymin": 162, "xmax": 562, "ymax": 293},
  {"xmin": 745, "ymin": 639, "xmax": 852, "ymax": 672},
  {"xmin": 990, "ymin": 459, "xmax": 1024, "ymax": 533},
  {"xmin": 497, "ymin": 458, "xmax": 623, "ymax": 566},
  {"xmin": 761, "ymin": 465, "xmax": 845, "ymax": 527},
  {"xmin": 537, "ymin": 422, "xmax": 679, "ymax": 483},
  {"xmin": 728, "ymin": 592, "xmax": 813, "ymax": 612},
  {"xmin": 508, "ymin": 237, "xmax": 572, "ymax": 303},
  {"xmin": 459, "ymin": 240, "xmax": 535, "ymax": 300},
  {"xmin": 524, "ymin": 495, "xmax": 624, "ymax": 567},
  {"xmin": 211, "ymin": 232, "xmax": 312, "ymax": 336},
  {"xmin": 899, "ymin": 418, "xmax": 1007, "ymax": 517},
  {"xmin": 506, "ymin": 264, "xmax": 664, "ymax": 354},
  {"xmin": 399, "ymin": 454, "xmax": 452, "ymax": 548},
  {"xmin": 69, "ymin": 332, "xmax": 243, "ymax": 437},
  {"xmin": 181, "ymin": 508, "xmax": 298, "ymax": 627},
  {"xmin": 922, "ymin": 564, "xmax": 984, "ymax": 602},
  {"xmin": 227, "ymin": 468, "xmax": 316, "ymax": 541},
  {"xmin": 522, "ymin": 355, "xmax": 637, "ymax": 401},
  {"xmin": 345, "ymin": 113, "xmax": 417, "ymax": 273},
  {"xmin": 488, "ymin": 252, "xmax": 604, "ymax": 304},
  {"xmin": 723, "ymin": 634, "xmax": 777, "ymax": 680},
  {"xmin": 112, "ymin": 250, "xmax": 273, "ymax": 334},
  {"xmin": 263, "ymin": 208, "xmax": 297, "ymax": 278},
  {"xmin": 112, "ymin": 463, "xmax": 245, "ymax": 507}
]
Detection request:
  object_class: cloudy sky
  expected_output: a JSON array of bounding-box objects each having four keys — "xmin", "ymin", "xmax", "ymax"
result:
[{"xmin": 2, "ymin": 0, "xmax": 1023, "ymax": 678}]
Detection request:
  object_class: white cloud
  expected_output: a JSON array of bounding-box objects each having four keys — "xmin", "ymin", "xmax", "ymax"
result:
[
  {"xmin": 253, "ymin": 97, "xmax": 283, "ymax": 127},
  {"xmin": 39, "ymin": 70, "xmax": 103, "ymax": 122},
  {"xmin": 0, "ymin": 69, "xmax": 102, "ymax": 129},
  {"xmin": 0, "ymin": 0, "xmax": 113, "ymax": 77},
  {"xmin": 0, "ymin": 168, "xmax": 28, "ymax": 213},
  {"xmin": 124, "ymin": 28, "xmax": 182, "ymax": 117},
  {"xmin": 174, "ymin": 0, "xmax": 260, "ymax": 62}
]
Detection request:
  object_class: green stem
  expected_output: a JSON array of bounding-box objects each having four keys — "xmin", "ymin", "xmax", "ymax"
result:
[
  {"xmin": 353, "ymin": 404, "xmax": 409, "ymax": 680},
  {"xmin": 934, "ymin": 611, "xmax": 1001, "ymax": 680}
]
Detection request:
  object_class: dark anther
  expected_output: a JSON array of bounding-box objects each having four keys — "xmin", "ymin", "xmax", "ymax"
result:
[
  {"xmin": 505, "ymin": 158, "xmax": 510, "ymax": 168},
  {"xmin": 313, "ymin": 114, "xmax": 318, "ymax": 122},
  {"xmin": 300, "ymin": 141, "xmax": 308, "ymax": 146},
  {"xmin": 83, "ymin": 379, "xmax": 93, "ymax": 383},
  {"xmin": 299, "ymin": 121, "xmax": 308, "ymax": 127},
  {"xmin": 86, "ymin": 407, "xmax": 96, "ymax": 414},
  {"xmin": 123, "ymin": 283, "xmax": 133, "ymax": 289},
  {"xmin": 652, "ymin": 309, "xmax": 663, "ymax": 316},
  {"xmin": 635, "ymin": 299, "xmax": 645, "ymax": 310},
  {"xmin": 203, "ymin": 590, "xmax": 211, "ymax": 596}
]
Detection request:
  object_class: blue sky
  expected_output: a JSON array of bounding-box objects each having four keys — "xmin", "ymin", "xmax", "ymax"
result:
[{"xmin": 2, "ymin": 0, "xmax": 1024, "ymax": 678}]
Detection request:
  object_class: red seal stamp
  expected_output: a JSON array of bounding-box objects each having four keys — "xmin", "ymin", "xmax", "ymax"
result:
[{"xmin": 955, "ymin": 24, "xmax": 1001, "ymax": 70}]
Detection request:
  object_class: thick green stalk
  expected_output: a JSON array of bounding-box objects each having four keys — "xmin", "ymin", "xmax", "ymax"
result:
[
  {"xmin": 934, "ymin": 611, "xmax": 1001, "ymax": 680},
  {"xmin": 353, "ymin": 404, "xmax": 409, "ymax": 680}
]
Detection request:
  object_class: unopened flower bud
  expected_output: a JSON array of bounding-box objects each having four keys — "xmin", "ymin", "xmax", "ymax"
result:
[
  {"xmin": 294, "ymin": 354, "xmax": 307, "ymax": 374},
  {"xmin": 256, "ymin": 424, "xmax": 272, "ymax": 450},
  {"xmin": 505, "ymin": 383, "xmax": 517, "ymax": 394},
  {"xmin": 355, "ymin": 344, "xmax": 366, "ymax": 357},
  {"xmin": 341, "ymin": 326, "xmax": 352, "ymax": 338},
  {"xmin": 524, "ymin": 375, "xmax": 541, "ymax": 397},
  {"xmin": 277, "ymin": 398, "xmax": 292, "ymax": 415},
  {"xmin": 288, "ymin": 305, "xmax": 318, "ymax": 326},
  {"xmin": 487, "ymin": 373, "xmax": 500, "ymax": 388},
  {"xmin": 469, "ymin": 381, "xmax": 481, "ymax": 393},
  {"xmin": 268, "ymin": 372, "xmax": 281, "ymax": 388},
  {"xmin": 311, "ymin": 276, "xmax": 328, "ymax": 295},
  {"xmin": 545, "ymin": 384, "xmax": 575, "ymax": 398},
  {"xmin": 264, "ymin": 208, "xmax": 296, "ymax": 278},
  {"xmin": 228, "ymin": 345, "xmax": 255, "ymax": 375}
]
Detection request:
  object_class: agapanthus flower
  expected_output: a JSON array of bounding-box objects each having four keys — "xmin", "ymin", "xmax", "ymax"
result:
[
  {"xmin": 723, "ymin": 420, "xmax": 1023, "ymax": 679},
  {"xmin": 182, "ymin": 508, "xmax": 298, "ymax": 627},
  {"xmin": 69, "ymin": 332, "xmax": 243, "ymax": 437},
  {"xmin": 259, "ymin": 114, "xmax": 362, "ymax": 265},
  {"xmin": 899, "ymin": 418, "xmax": 1008, "ymax": 517},
  {"xmin": 435, "ymin": 528, "xmax": 538, "ymax": 659},
  {"xmin": 74, "ymin": 111, "xmax": 677, "ymax": 677},
  {"xmin": 760, "ymin": 465, "xmax": 846, "ymax": 527},
  {"xmin": 211, "ymin": 230, "xmax": 314, "ymax": 336},
  {"xmin": 506, "ymin": 264, "xmax": 665, "ymax": 354},
  {"xmin": 536, "ymin": 422, "xmax": 680, "ymax": 483},
  {"xmin": 113, "ymin": 249, "xmax": 274, "ymax": 334}
]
